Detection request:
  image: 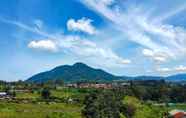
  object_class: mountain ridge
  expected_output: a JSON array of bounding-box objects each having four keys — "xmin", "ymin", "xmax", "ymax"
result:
[
  {"xmin": 26, "ymin": 62, "xmax": 186, "ymax": 83},
  {"xmin": 27, "ymin": 62, "xmax": 120, "ymax": 83}
]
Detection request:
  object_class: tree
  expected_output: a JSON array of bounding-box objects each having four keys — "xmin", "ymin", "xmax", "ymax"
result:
[
  {"xmin": 121, "ymin": 96, "xmax": 139, "ymax": 118},
  {"xmin": 82, "ymin": 90, "xmax": 123, "ymax": 118},
  {"xmin": 41, "ymin": 88, "xmax": 51, "ymax": 99}
]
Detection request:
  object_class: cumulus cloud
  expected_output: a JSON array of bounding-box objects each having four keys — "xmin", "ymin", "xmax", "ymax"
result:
[
  {"xmin": 28, "ymin": 40, "xmax": 58, "ymax": 52},
  {"xmin": 67, "ymin": 18, "xmax": 96, "ymax": 35},
  {"xmin": 175, "ymin": 65, "xmax": 186, "ymax": 72},
  {"xmin": 156, "ymin": 68, "xmax": 171, "ymax": 73},
  {"xmin": 142, "ymin": 49, "xmax": 169, "ymax": 63},
  {"xmin": 142, "ymin": 49, "xmax": 154, "ymax": 57},
  {"xmin": 157, "ymin": 65, "xmax": 186, "ymax": 73}
]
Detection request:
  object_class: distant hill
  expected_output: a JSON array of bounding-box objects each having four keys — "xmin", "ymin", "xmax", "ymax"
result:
[
  {"xmin": 26, "ymin": 62, "xmax": 121, "ymax": 83},
  {"xmin": 167, "ymin": 73, "xmax": 186, "ymax": 82},
  {"xmin": 125, "ymin": 74, "xmax": 186, "ymax": 82},
  {"xmin": 131, "ymin": 76, "xmax": 165, "ymax": 81},
  {"xmin": 26, "ymin": 62, "xmax": 186, "ymax": 83}
]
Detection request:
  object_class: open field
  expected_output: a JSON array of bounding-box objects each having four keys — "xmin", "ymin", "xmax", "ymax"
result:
[
  {"xmin": 0, "ymin": 102, "xmax": 82, "ymax": 118},
  {"xmin": 0, "ymin": 88, "xmax": 87, "ymax": 118}
]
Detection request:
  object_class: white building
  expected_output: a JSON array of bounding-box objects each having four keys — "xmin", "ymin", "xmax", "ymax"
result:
[{"xmin": 0, "ymin": 92, "xmax": 7, "ymax": 96}]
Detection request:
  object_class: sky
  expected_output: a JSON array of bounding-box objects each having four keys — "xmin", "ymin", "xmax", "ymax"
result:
[{"xmin": 0, "ymin": 0, "xmax": 186, "ymax": 81}]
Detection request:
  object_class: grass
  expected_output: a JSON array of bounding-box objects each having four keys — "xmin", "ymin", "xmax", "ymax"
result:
[
  {"xmin": 0, "ymin": 88, "xmax": 87, "ymax": 118},
  {"xmin": 0, "ymin": 102, "xmax": 82, "ymax": 118},
  {"xmin": 167, "ymin": 104, "xmax": 186, "ymax": 111},
  {"xmin": 16, "ymin": 92, "xmax": 39, "ymax": 99}
]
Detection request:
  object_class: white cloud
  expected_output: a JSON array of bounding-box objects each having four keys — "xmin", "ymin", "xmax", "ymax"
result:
[
  {"xmin": 121, "ymin": 59, "xmax": 131, "ymax": 64},
  {"xmin": 28, "ymin": 40, "xmax": 58, "ymax": 52},
  {"xmin": 67, "ymin": 18, "xmax": 96, "ymax": 35},
  {"xmin": 57, "ymin": 35, "xmax": 131, "ymax": 67},
  {"xmin": 175, "ymin": 65, "xmax": 186, "ymax": 72},
  {"xmin": 157, "ymin": 68, "xmax": 171, "ymax": 73},
  {"xmin": 80, "ymin": 0, "xmax": 186, "ymax": 62},
  {"xmin": 153, "ymin": 57, "xmax": 166, "ymax": 63},
  {"xmin": 100, "ymin": 0, "xmax": 115, "ymax": 6},
  {"xmin": 157, "ymin": 65, "xmax": 186, "ymax": 73},
  {"xmin": 142, "ymin": 49, "xmax": 169, "ymax": 63},
  {"xmin": 142, "ymin": 49, "xmax": 154, "ymax": 57}
]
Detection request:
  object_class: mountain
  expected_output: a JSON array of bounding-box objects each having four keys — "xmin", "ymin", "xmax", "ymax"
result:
[
  {"xmin": 26, "ymin": 62, "xmax": 120, "ymax": 83},
  {"xmin": 125, "ymin": 75, "xmax": 186, "ymax": 82},
  {"xmin": 131, "ymin": 76, "xmax": 165, "ymax": 81},
  {"xmin": 26, "ymin": 62, "xmax": 186, "ymax": 83},
  {"xmin": 167, "ymin": 73, "xmax": 186, "ymax": 82},
  {"xmin": 126, "ymin": 74, "xmax": 186, "ymax": 82}
]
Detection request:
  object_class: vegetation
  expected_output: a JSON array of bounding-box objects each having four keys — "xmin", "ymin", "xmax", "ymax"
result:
[
  {"xmin": 0, "ymin": 102, "xmax": 82, "ymax": 118},
  {"xmin": 0, "ymin": 79, "xmax": 186, "ymax": 118},
  {"xmin": 82, "ymin": 90, "xmax": 122, "ymax": 118},
  {"xmin": 41, "ymin": 88, "xmax": 51, "ymax": 99},
  {"xmin": 82, "ymin": 90, "xmax": 166, "ymax": 118}
]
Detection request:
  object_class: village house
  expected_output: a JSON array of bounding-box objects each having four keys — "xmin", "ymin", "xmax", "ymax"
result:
[
  {"xmin": 112, "ymin": 82, "xmax": 131, "ymax": 87},
  {"xmin": 66, "ymin": 83, "xmax": 112, "ymax": 89},
  {"xmin": 66, "ymin": 83, "xmax": 78, "ymax": 88},
  {"xmin": 0, "ymin": 92, "xmax": 11, "ymax": 99},
  {"xmin": 169, "ymin": 110, "xmax": 186, "ymax": 118}
]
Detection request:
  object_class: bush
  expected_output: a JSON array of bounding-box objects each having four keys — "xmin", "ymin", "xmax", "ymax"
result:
[{"xmin": 41, "ymin": 88, "xmax": 51, "ymax": 99}]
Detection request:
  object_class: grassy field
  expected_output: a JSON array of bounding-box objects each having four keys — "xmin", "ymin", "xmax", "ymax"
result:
[
  {"xmin": 16, "ymin": 88, "xmax": 88, "ymax": 100},
  {"xmin": 0, "ymin": 88, "xmax": 87, "ymax": 118},
  {"xmin": 0, "ymin": 102, "xmax": 82, "ymax": 118}
]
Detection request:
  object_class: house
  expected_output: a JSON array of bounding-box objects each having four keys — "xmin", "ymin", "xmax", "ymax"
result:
[
  {"xmin": 0, "ymin": 92, "xmax": 10, "ymax": 99},
  {"xmin": 78, "ymin": 83, "xmax": 112, "ymax": 89},
  {"xmin": 169, "ymin": 110, "xmax": 186, "ymax": 118},
  {"xmin": 66, "ymin": 83, "xmax": 78, "ymax": 88},
  {"xmin": 66, "ymin": 83, "xmax": 112, "ymax": 89},
  {"xmin": 0, "ymin": 92, "xmax": 7, "ymax": 96}
]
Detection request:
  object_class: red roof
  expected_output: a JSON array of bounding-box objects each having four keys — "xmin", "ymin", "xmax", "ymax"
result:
[{"xmin": 173, "ymin": 112, "xmax": 186, "ymax": 118}]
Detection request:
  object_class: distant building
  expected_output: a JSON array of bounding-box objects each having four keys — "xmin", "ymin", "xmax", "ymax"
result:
[
  {"xmin": 169, "ymin": 110, "xmax": 186, "ymax": 118},
  {"xmin": 111, "ymin": 82, "xmax": 130, "ymax": 88},
  {"xmin": 0, "ymin": 92, "xmax": 7, "ymax": 96},
  {"xmin": 0, "ymin": 92, "xmax": 11, "ymax": 99},
  {"xmin": 66, "ymin": 83, "xmax": 78, "ymax": 88},
  {"xmin": 66, "ymin": 83, "xmax": 112, "ymax": 89},
  {"xmin": 77, "ymin": 83, "xmax": 111, "ymax": 89}
]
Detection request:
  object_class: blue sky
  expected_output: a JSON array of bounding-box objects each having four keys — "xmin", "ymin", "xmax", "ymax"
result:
[{"xmin": 0, "ymin": 0, "xmax": 186, "ymax": 81}]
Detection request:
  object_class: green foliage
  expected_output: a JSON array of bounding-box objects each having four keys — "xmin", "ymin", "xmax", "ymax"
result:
[
  {"xmin": 41, "ymin": 88, "xmax": 51, "ymax": 99},
  {"xmin": 122, "ymin": 96, "xmax": 140, "ymax": 118},
  {"xmin": 122, "ymin": 96, "xmax": 165, "ymax": 118},
  {"xmin": 82, "ymin": 90, "xmax": 122, "ymax": 118},
  {"xmin": 128, "ymin": 81, "xmax": 186, "ymax": 103}
]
